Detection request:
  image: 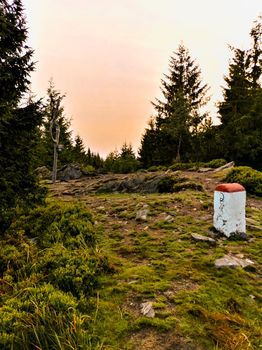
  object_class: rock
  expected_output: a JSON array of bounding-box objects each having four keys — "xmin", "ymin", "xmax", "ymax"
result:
[
  {"xmin": 56, "ymin": 164, "xmax": 83, "ymax": 181},
  {"xmin": 35, "ymin": 166, "xmax": 51, "ymax": 179},
  {"xmin": 213, "ymin": 161, "xmax": 235, "ymax": 172},
  {"xmin": 198, "ymin": 167, "xmax": 213, "ymax": 173},
  {"xmin": 136, "ymin": 209, "xmax": 149, "ymax": 221},
  {"xmin": 191, "ymin": 233, "xmax": 216, "ymax": 246},
  {"xmin": 215, "ymin": 255, "xmax": 255, "ymax": 269},
  {"xmin": 165, "ymin": 214, "xmax": 174, "ymax": 222},
  {"xmin": 140, "ymin": 302, "xmax": 155, "ymax": 318}
]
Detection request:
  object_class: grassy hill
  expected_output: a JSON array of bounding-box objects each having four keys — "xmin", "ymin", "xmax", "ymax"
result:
[{"xmin": 0, "ymin": 169, "xmax": 261, "ymax": 349}]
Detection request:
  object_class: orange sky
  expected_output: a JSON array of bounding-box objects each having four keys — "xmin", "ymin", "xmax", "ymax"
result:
[{"xmin": 23, "ymin": 0, "xmax": 261, "ymax": 157}]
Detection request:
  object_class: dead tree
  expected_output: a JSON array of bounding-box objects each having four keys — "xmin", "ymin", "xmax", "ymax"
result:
[{"xmin": 49, "ymin": 98, "xmax": 61, "ymax": 183}]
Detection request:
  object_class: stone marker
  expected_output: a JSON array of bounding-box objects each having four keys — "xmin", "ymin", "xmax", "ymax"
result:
[{"xmin": 213, "ymin": 183, "xmax": 246, "ymax": 238}]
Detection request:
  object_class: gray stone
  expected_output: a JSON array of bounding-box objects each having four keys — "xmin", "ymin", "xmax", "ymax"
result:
[
  {"xmin": 140, "ymin": 302, "xmax": 155, "ymax": 318},
  {"xmin": 213, "ymin": 161, "xmax": 235, "ymax": 172},
  {"xmin": 191, "ymin": 233, "xmax": 216, "ymax": 246},
  {"xmin": 165, "ymin": 215, "xmax": 174, "ymax": 222},
  {"xmin": 215, "ymin": 255, "xmax": 254, "ymax": 269},
  {"xmin": 136, "ymin": 209, "xmax": 149, "ymax": 221},
  {"xmin": 57, "ymin": 164, "xmax": 83, "ymax": 181}
]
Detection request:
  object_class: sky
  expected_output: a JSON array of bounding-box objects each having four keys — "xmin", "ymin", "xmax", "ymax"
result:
[{"xmin": 22, "ymin": 0, "xmax": 261, "ymax": 157}]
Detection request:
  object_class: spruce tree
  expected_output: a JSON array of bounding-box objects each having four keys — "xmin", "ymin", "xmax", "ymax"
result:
[
  {"xmin": 73, "ymin": 135, "xmax": 86, "ymax": 164},
  {"xmin": 150, "ymin": 44, "xmax": 209, "ymax": 163},
  {"xmin": 0, "ymin": 0, "xmax": 44, "ymax": 229},
  {"xmin": 218, "ymin": 17, "xmax": 262, "ymax": 168}
]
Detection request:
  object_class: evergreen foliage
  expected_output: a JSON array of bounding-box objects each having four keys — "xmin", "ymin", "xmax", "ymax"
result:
[
  {"xmin": 224, "ymin": 166, "xmax": 262, "ymax": 196},
  {"xmin": 139, "ymin": 44, "xmax": 209, "ymax": 166},
  {"xmin": 218, "ymin": 17, "xmax": 262, "ymax": 169},
  {"xmin": 0, "ymin": 0, "xmax": 45, "ymax": 231},
  {"xmin": 0, "ymin": 201, "xmax": 112, "ymax": 349},
  {"xmin": 104, "ymin": 143, "xmax": 140, "ymax": 173}
]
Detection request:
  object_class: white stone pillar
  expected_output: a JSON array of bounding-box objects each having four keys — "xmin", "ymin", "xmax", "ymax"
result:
[{"xmin": 213, "ymin": 183, "xmax": 246, "ymax": 238}]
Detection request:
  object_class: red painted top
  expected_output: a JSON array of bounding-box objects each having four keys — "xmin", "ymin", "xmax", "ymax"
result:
[{"xmin": 215, "ymin": 183, "xmax": 245, "ymax": 192}]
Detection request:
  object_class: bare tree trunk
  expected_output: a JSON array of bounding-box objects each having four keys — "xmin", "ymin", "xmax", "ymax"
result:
[
  {"xmin": 49, "ymin": 100, "xmax": 61, "ymax": 183},
  {"xmin": 51, "ymin": 125, "xmax": 60, "ymax": 183},
  {"xmin": 175, "ymin": 134, "xmax": 182, "ymax": 162}
]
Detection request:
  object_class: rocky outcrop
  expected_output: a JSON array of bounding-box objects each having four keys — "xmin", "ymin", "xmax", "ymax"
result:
[{"xmin": 56, "ymin": 164, "xmax": 83, "ymax": 181}]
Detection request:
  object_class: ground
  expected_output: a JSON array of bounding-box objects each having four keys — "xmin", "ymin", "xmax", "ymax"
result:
[{"xmin": 46, "ymin": 169, "xmax": 262, "ymax": 350}]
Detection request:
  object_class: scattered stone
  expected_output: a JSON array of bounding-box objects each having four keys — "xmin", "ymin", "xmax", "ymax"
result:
[
  {"xmin": 140, "ymin": 302, "xmax": 155, "ymax": 318},
  {"xmin": 213, "ymin": 161, "xmax": 234, "ymax": 172},
  {"xmin": 198, "ymin": 167, "xmax": 213, "ymax": 173},
  {"xmin": 191, "ymin": 233, "xmax": 216, "ymax": 246},
  {"xmin": 215, "ymin": 255, "xmax": 255, "ymax": 269},
  {"xmin": 165, "ymin": 214, "xmax": 174, "ymax": 222},
  {"xmin": 136, "ymin": 209, "xmax": 149, "ymax": 221}
]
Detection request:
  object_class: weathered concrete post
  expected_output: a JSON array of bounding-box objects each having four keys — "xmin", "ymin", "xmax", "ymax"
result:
[{"xmin": 213, "ymin": 183, "xmax": 246, "ymax": 238}]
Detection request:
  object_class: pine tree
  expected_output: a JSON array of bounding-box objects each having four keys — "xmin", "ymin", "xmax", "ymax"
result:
[
  {"xmin": 151, "ymin": 44, "xmax": 209, "ymax": 163},
  {"xmin": 0, "ymin": 0, "xmax": 44, "ymax": 229},
  {"xmin": 73, "ymin": 134, "xmax": 86, "ymax": 164},
  {"xmin": 218, "ymin": 17, "xmax": 262, "ymax": 168}
]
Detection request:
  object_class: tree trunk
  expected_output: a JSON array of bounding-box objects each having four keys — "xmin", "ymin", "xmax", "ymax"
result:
[{"xmin": 175, "ymin": 134, "xmax": 182, "ymax": 162}]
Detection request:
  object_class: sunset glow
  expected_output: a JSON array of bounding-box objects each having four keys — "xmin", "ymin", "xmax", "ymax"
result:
[{"xmin": 23, "ymin": 0, "xmax": 261, "ymax": 157}]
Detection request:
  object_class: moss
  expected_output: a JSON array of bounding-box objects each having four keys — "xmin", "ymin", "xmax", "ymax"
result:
[{"xmin": 224, "ymin": 166, "xmax": 262, "ymax": 196}]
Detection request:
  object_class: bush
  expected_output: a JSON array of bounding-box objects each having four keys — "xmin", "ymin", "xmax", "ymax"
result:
[
  {"xmin": 82, "ymin": 164, "xmax": 96, "ymax": 175},
  {"xmin": 206, "ymin": 159, "xmax": 227, "ymax": 169},
  {"xmin": 169, "ymin": 162, "xmax": 203, "ymax": 171},
  {"xmin": 157, "ymin": 177, "xmax": 175, "ymax": 193},
  {"xmin": 148, "ymin": 165, "xmax": 167, "ymax": 172},
  {"xmin": 0, "ymin": 201, "xmax": 113, "ymax": 349},
  {"xmin": 173, "ymin": 181, "xmax": 203, "ymax": 192},
  {"xmin": 224, "ymin": 166, "xmax": 262, "ymax": 196}
]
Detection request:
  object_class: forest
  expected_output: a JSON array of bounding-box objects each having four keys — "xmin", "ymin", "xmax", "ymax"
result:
[{"xmin": 0, "ymin": 1, "xmax": 262, "ymax": 349}]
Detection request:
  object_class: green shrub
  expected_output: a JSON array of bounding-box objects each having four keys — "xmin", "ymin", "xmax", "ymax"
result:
[
  {"xmin": 173, "ymin": 181, "xmax": 203, "ymax": 192},
  {"xmin": 206, "ymin": 159, "xmax": 227, "ymax": 168},
  {"xmin": 148, "ymin": 165, "xmax": 167, "ymax": 172},
  {"xmin": 224, "ymin": 166, "xmax": 262, "ymax": 196},
  {"xmin": 82, "ymin": 164, "xmax": 96, "ymax": 175},
  {"xmin": 8, "ymin": 202, "xmax": 95, "ymax": 249},
  {"xmin": 169, "ymin": 162, "xmax": 203, "ymax": 171},
  {"xmin": 157, "ymin": 177, "xmax": 175, "ymax": 193},
  {"xmin": 0, "ymin": 201, "xmax": 113, "ymax": 349}
]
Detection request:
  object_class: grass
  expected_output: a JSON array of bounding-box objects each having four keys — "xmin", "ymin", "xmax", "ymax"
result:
[{"xmin": 1, "ymin": 175, "xmax": 261, "ymax": 349}]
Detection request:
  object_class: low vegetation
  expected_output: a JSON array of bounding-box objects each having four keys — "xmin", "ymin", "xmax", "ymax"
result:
[
  {"xmin": 1, "ymin": 169, "xmax": 261, "ymax": 349},
  {"xmin": 225, "ymin": 166, "xmax": 262, "ymax": 197}
]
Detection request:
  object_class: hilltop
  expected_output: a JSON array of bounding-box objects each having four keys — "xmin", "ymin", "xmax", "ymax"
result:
[{"xmin": 44, "ymin": 168, "xmax": 261, "ymax": 349}]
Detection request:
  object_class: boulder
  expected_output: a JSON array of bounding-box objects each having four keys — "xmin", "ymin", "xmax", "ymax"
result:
[{"xmin": 56, "ymin": 164, "xmax": 83, "ymax": 181}]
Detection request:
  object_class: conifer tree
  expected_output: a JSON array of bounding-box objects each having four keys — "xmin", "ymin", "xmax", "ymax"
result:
[
  {"xmin": 218, "ymin": 17, "xmax": 262, "ymax": 168},
  {"xmin": 73, "ymin": 134, "xmax": 86, "ymax": 164},
  {"xmin": 148, "ymin": 44, "xmax": 209, "ymax": 163},
  {"xmin": 0, "ymin": 0, "xmax": 44, "ymax": 228}
]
